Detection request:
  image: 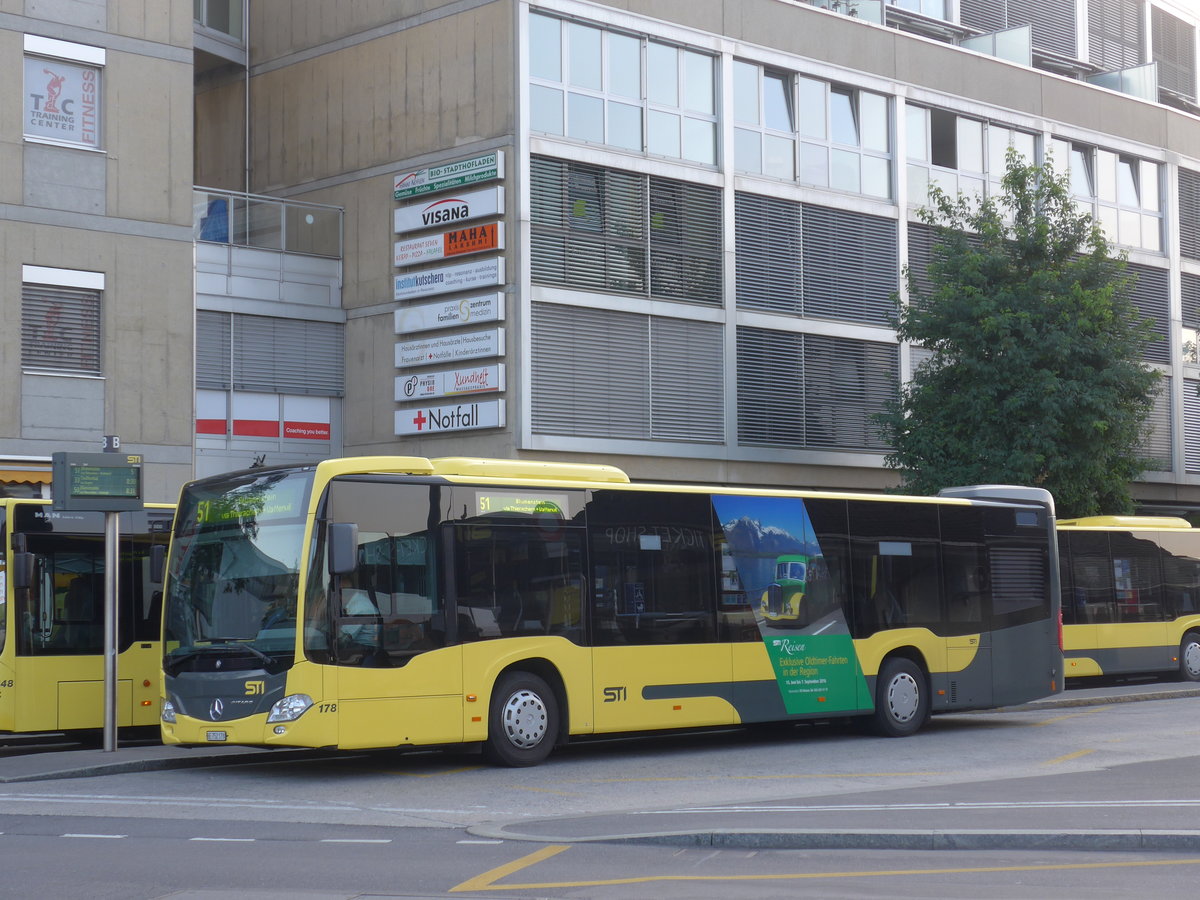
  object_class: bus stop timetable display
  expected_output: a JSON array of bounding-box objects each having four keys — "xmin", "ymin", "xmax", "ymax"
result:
[{"xmin": 51, "ymin": 451, "xmax": 144, "ymax": 511}]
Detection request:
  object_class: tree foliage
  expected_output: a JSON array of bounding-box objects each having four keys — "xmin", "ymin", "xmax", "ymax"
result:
[{"xmin": 877, "ymin": 152, "xmax": 1160, "ymax": 518}]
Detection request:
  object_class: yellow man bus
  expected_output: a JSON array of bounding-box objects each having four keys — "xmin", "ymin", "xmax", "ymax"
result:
[
  {"xmin": 0, "ymin": 499, "xmax": 173, "ymax": 734},
  {"xmin": 159, "ymin": 458, "xmax": 1062, "ymax": 765},
  {"xmin": 1058, "ymin": 515, "xmax": 1200, "ymax": 681}
]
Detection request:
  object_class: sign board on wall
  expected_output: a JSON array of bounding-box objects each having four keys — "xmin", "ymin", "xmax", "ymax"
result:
[
  {"xmin": 395, "ymin": 363, "xmax": 505, "ymax": 402},
  {"xmin": 395, "ymin": 399, "xmax": 506, "ymax": 435},
  {"xmin": 394, "ymin": 223, "xmax": 504, "ymax": 266},
  {"xmin": 395, "ymin": 328, "xmax": 505, "ymax": 368},
  {"xmin": 394, "ymin": 293, "xmax": 504, "ymax": 335},
  {"xmin": 394, "ymin": 186, "xmax": 504, "ymax": 234},
  {"xmin": 394, "ymin": 257, "xmax": 504, "ymax": 301},
  {"xmin": 393, "ymin": 151, "xmax": 504, "ymax": 200}
]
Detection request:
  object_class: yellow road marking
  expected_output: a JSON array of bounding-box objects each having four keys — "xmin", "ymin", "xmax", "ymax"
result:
[
  {"xmin": 509, "ymin": 785, "xmax": 580, "ymax": 797},
  {"xmin": 450, "ymin": 844, "xmax": 570, "ymax": 892},
  {"xmin": 1040, "ymin": 748, "xmax": 1096, "ymax": 766},
  {"xmin": 452, "ymin": 850, "xmax": 1200, "ymax": 892},
  {"xmin": 370, "ymin": 766, "xmax": 484, "ymax": 778}
]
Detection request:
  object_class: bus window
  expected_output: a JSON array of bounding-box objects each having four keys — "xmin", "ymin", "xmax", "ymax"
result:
[
  {"xmin": 588, "ymin": 491, "xmax": 718, "ymax": 646},
  {"xmin": 939, "ymin": 505, "xmax": 987, "ymax": 633},
  {"xmin": 1066, "ymin": 532, "xmax": 1115, "ymax": 624},
  {"xmin": 1159, "ymin": 531, "xmax": 1200, "ymax": 617},
  {"xmin": 847, "ymin": 501, "xmax": 941, "ymax": 637},
  {"xmin": 1108, "ymin": 531, "xmax": 1165, "ymax": 623}
]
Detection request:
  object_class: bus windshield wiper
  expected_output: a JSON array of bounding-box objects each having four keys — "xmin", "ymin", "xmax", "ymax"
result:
[{"xmin": 199, "ymin": 638, "xmax": 274, "ymax": 666}]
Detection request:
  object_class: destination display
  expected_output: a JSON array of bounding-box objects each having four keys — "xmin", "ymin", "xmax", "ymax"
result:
[{"xmin": 51, "ymin": 452, "xmax": 143, "ymax": 512}]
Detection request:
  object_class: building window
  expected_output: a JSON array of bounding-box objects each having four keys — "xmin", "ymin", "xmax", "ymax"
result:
[
  {"xmin": 1049, "ymin": 139, "xmax": 1161, "ymax": 253},
  {"xmin": 1152, "ymin": 6, "xmax": 1197, "ymax": 103},
  {"xmin": 529, "ymin": 13, "xmax": 717, "ymax": 165},
  {"xmin": 890, "ymin": 0, "xmax": 948, "ymax": 20},
  {"xmin": 531, "ymin": 303, "xmax": 724, "ymax": 443},
  {"xmin": 907, "ymin": 106, "xmax": 1036, "ymax": 205},
  {"xmin": 737, "ymin": 327, "xmax": 897, "ymax": 451},
  {"xmin": 1088, "ymin": 0, "xmax": 1143, "ymax": 72},
  {"xmin": 21, "ymin": 281, "xmax": 101, "ymax": 376},
  {"xmin": 23, "ymin": 37, "xmax": 103, "ymax": 150},
  {"xmin": 531, "ymin": 156, "xmax": 722, "ymax": 305},
  {"xmin": 733, "ymin": 62, "xmax": 796, "ymax": 179}
]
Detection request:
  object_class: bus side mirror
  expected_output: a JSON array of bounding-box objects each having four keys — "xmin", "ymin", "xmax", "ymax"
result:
[
  {"xmin": 150, "ymin": 544, "xmax": 166, "ymax": 584},
  {"xmin": 11, "ymin": 552, "xmax": 34, "ymax": 590},
  {"xmin": 328, "ymin": 522, "xmax": 359, "ymax": 575}
]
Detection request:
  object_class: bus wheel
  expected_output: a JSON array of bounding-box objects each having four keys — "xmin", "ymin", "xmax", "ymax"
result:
[
  {"xmin": 1179, "ymin": 633, "xmax": 1200, "ymax": 682},
  {"xmin": 872, "ymin": 658, "xmax": 928, "ymax": 737},
  {"xmin": 484, "ymin": 672, "xmax": 558, "ymax": 767}
]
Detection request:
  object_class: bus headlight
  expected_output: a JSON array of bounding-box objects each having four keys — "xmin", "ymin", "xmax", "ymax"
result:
[
  {"xmin": 267, "ymin": 694, "xmax": 313, "ymax": 723},
  {"xmin": 161, "ymin": 699, "xmax": 177, "ymax": 724}
]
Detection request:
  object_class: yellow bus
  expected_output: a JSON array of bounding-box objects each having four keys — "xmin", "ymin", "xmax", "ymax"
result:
[
  {"xmin": 1058, "ymin": 515, "xmax": 1200, "ymax": 681},
  {"xmin": 0, "ymin": 499, "xmax": 173, "ymax": 734},
  {"xmin": 159, "ymin": 458, "xmax": 1062, "ymax": 765}
]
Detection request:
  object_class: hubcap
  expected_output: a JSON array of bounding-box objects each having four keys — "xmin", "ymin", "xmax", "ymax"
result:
[
  {"xmin": 886, "ymin": 673, "xmax": 920, "ymax": 723},
  {"xmin": 500, "ymin": 688, "xmax": 548, "ymax": 749},
  {"xmin": 1184, "ymin": 641, "xmax": 1200, "ymax": 678}
]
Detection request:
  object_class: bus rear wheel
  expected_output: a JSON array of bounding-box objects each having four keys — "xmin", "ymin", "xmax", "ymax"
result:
[
  {"xmin": 872, "ymin": 658, "xmax": 928, "ymax": 737},
  {"xmin": 484, "ymin": 672, "xmax": 558, "ymax": 767},
  {"xmin": 1179, "ymin": 633, "xmax": 1200, "ymax": 682}
]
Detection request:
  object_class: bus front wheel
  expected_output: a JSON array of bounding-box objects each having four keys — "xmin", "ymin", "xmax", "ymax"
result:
[
  {"xmin": 871, "ymin": 658, "xmax": 928, "ymax": 737},
  {"xmin": 1179, "ymin": 633, "xmax": 1200, "ymax": 682},
  {"xmin": 484, "ymin": 672, "xmax": 558, "ymax": 767}
]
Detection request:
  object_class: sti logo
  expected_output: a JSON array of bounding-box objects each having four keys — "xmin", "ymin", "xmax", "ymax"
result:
[{"xmin": 244, "ymin": 680, "xmax": 265, "ymax": 696}]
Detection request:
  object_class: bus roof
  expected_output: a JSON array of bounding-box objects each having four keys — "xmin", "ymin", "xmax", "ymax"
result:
[{"xmin": 1058, "ymin": 515, "xmax": 1194, "ymax": 530}]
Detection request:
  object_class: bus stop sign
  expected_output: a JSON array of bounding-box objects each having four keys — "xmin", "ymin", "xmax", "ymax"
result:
[{"xmin": 51, "ymin": 451, "xmax": 144, "ymax": 512}]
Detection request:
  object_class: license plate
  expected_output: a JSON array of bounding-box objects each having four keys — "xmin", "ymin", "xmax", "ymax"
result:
[{"xmin": 206, "ymin": 731, "xmax": 227, "ymax": 742}]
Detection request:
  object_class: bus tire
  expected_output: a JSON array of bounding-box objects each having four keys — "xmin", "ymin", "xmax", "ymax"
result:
[
  {"xmin": 871, "ymin": 658, "xmax": 928, "ymax": 737},
  {"xmin": 484, "ymin": 671, "xmax": 558, "ymax": 767},
  {"xmin": 1179, "ymin": 633, "xmax": 1200, "ymax": 682}
]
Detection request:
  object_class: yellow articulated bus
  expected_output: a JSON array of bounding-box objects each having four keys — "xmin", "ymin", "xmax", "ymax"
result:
[
  {"xmin": 0, "ymin": 499, "xmax": 173, "ymax": 734},
  {"xmin": 1058, "ymin": 515, "xmax": 1200, "ymax": 681},
  {"xmin": 159, "ymin": 458, "xmax": 1062, "ymax": 766}
]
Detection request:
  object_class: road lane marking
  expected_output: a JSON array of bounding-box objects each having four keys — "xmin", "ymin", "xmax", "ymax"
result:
[
  {"xmin": 636, "ymin": 798, "xmax": 1200, "ymax": 813},
  {"xmin": 452, "ymin": 854, "xmax": 1200, "ymax": 891},
  {"xmin": 1041, "ymin": 749, "xmax": 1096, "ymax": 766},
  {"xmin": 62, "ymin": 833, "xmax": 126, "ymax": 839},
  {"xmin": 190, "ymin": 837, "xmax": 256, "ymax": 842},
  {"xmin": 319, "ymin": 839, "xmax": 392, "ymax": 844}
]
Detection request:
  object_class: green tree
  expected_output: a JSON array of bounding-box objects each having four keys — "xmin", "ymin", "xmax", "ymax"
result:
[{"xmin": 877, "ymin": 152, "xmax": 1160, "ymax": 518}]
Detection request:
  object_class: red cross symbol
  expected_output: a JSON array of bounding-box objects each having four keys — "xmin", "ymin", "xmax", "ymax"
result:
[{"xmin": 412, "ymin": 410, "xmax": 428, "ymax": 431}]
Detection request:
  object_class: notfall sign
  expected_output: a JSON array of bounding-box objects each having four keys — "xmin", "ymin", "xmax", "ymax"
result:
[
  {"xmin": 395, "ymin": 399, "xmax": 505, "ymax": 435},
  {"xmin": 394, "ymin": 223, "xmax": 504, "ymax": 266}
]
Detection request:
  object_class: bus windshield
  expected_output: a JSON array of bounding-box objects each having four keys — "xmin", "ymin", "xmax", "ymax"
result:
[{"xmin": 163, "ymin": 469, "xmax": 312, "ymax": 675}]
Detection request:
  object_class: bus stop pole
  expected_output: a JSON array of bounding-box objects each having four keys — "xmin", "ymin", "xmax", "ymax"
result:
[{"xmin": 103, "ymin": 510, "xmax": 119, "ymax": 752}]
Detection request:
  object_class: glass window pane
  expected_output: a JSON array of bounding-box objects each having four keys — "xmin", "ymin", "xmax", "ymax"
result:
[
  {"xmin": 1012, "ymin": 131, "xmax": 1035, "ymax": 164},
  {"xmin": 906, "ymin": 105, "xmax": 928, "ymax": 162},
  {"xmin": 798, "ymin": 77, "xmax": 827, "ymax": 140},
  {"xmin": 530, "ymin": 84, "xmax": 564, "ymax": 135},
  {"xmin": 959, "ymin": 174, "xmax": 985, "ymax": 199},
  {"xmin": 683, "ymin": 118, "xmax": 715, "ymax": 165},
  {"xmin": 567, "ymin": 92, "xmax": 604, "ymax": 143},
  {"xmin": 1118, "ymin": 208, "xmax": 1141, "ymax": 245},
  {"xmin": 609, "ymin": 101, "xmax": 642, "ymax": 151},
  {"xmin": 801, "ymin": 142, "xmax": 828, "ymax": 186},
  {"xmin": 648, "ymin": 109, "xmax": 681, "ymax": 157},
  {"xmin": 831, "ymin": 148, "xmax": 859, "ymax": 192},
  {"xmin": 734, "ymin": 62, "xmax": 759, "ymax": 125},
  {"xmin": 763, "ymin": 134, "xmax": 795, "ymax": 179},
  {"xmin": 1097, "ymin": 149, "xmax": 1117, "ymax": 202},
  {"xmin": 831, "ymin": 90, "xmax": 858, "ymax": 146},
  {"xmin": 956, "ymin": 118, "xmax": 983, "ymax": 172},
  {"xmin": 609, "ymin": 33, "xmax": 641, "ymax": 100},
  {"xmin": 735, "ymin": 128, "xmax": 762, "ymax": 173},
  {"xmin": 683, "ymin": 51, "xmax": 714, "ymax": 114},
  {"xmin": 647, "ymin": 42, "xmax": 678, "ymax": 106},
  {"xmin": 1070, "ymin": 147, "xmax": 1093, "ymax": 198},
  {"xmin": 862, "ymin": 155, "xmax": 890, "ymax": 199},
  {"xmin": 764, "ymin": 74, "xmax": 793, "ymax": 132},
  {"xmin": 1117, "ymin": 158, "xmax": 1139, "ymax": 206},
  {"xmin": 987, "ymin": 127, "xmax": 1009, "ymax": 176},
  {"xmin": 907, "ymin": 163, "xmax": 930, "ymax": 204},
  {"xmin": 1097, "ymin": 204, "xmax": 1118, "ymax": 240},
  {"xmin": 1141, "ymin": 161, "xmax": 1159, "ymax": 211},
  {"xmin": 1142, "ymin": 214, "xmax": 1161, "ymax": 252},
  {"xmin": 568, "ymin": 23, "xmax": 602, "ymax": 90},
  {"xmin": 530, "ymin": 14, "xmax": 562, "ymax": 82},
  {"xmin": 859, "ymin": 91, "xmax": 888, "ymax": 153}
]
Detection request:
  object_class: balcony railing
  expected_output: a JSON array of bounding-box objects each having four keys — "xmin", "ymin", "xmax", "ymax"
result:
[{"xmin": 194, "ymin": 189, "xmax": 343, "ymax": 258}]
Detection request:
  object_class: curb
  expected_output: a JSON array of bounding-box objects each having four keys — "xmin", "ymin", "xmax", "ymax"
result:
[
  {"xmin": 0, "ymin": 747, "xmax": 338, "ymax": 784},
  {"xmin": 469, "ymin": 824, "xmax": 1200, "ymax": 852}
]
